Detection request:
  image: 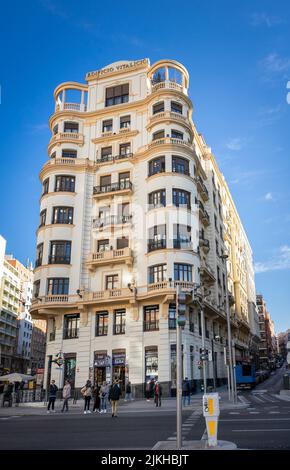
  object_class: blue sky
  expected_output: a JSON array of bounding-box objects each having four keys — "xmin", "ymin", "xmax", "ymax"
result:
[{"xmin": 0, "ymin": 0, "xmax": 289, "ymax": 332}]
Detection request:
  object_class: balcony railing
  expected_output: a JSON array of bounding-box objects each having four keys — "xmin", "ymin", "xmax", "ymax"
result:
[
  {"xmin": 48, "ymin": 255, "xmax": 71, "ymax": 265},
  {"xmin": 151, "ymin": 80, "xmax": 186, "ymax": 95},
  {"xmin": 48, "ymin": 132, "xmax": 84, "ymax": 150},
  {"xmin": 113, "ymin": 324, "xmax": 126, "ymax": 335},
  {"xmin": 63, "ymin": 327, "xmax": 79, "ymax": 340},
  {"xmin": 83, "ymin": 288, "xmax": 134, "ymax": 304},
  {"xmin": 88, "ymin": 248, "xmax": 132, "ymax": 266},
  {"xmin": 145, "ymin": 280, "xmax": 195, "ymax": 293},
  {"xmin": 55, "ymin": 102, "xmax": 87, "ymax": 112},
  {"xmin": 148, "ymin": 137, "xmax": 193, "ymax": 151},
  {"xmin": 95, "ymin": 327, "xmax": 108, "ymax": 336},
  {"xmin": 93, "ymin": 180, "xmax": 133, "ymax": 195},
  {"xmin": 42, "ymin": 157, "xmax": 95, "ymax": 171},
  {"xmin": 173, "ymin": 240, "xmax": 192, "ymax": 249},
  {"xmin": 96, "ymin": 152, "xmax": 133, "ymax": 164},
  {"xmin": 148, "ymin": 240, "xmax": 166, "ymax": 252},
  {"xmin": 143, "ymin": 320, "xmax": 159, "ymax": 332},
  {"xmin": 93, "ymin": 215, "xmax": 132, "ymax": 229},
  {"xmin": 195, "ymin": 176, "xmax": 209, "ymax": 200},
  {"xmin": 198, "ymin": 201, "xmax": 210, "ymax": 225}
]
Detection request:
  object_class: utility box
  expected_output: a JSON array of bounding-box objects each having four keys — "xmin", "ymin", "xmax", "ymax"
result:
[{"xmin": 203, "ymin": 393, "xmax": 220, "ymax": 446}]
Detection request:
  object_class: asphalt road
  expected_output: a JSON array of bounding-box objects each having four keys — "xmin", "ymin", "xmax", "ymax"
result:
[{"xmin": 187, "ymin": 364, "xmax": 290, "ymax": 449}]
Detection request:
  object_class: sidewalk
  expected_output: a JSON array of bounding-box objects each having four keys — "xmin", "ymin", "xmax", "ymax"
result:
[{"xmin": 0, "ymin": 385, "xmax": 246, "ymax": 416}]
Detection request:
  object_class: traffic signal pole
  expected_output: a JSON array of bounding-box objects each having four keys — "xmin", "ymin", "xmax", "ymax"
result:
[{"xmin": 176, "ymin": 285, "xmax": 183, "ymax": 449}]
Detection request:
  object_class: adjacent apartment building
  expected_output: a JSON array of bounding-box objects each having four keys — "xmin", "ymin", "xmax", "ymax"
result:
[
  {"xmin": 256, "ymin": 294, "xmax": 277, "ymax": 368},
  {"xmin": 30, "ymin": 58, "xmax": 258, "ymax": 396}
]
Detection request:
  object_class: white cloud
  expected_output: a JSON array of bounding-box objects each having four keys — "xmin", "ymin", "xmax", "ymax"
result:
[
  {"xmin": 229, "ymin": 169, "xmax": 266, "ymax": 186},
  {"xmin": 264, "ymin": 192, "xmax": 273, "ymax": 201},
  {"xmin": 254, "ymin": 245, "xmax": 290, "ymax": 273},
  {"xmin": 225, "ymin": 138, "xmax": 245, "ymax": 151},
  {"xmin": 250, "ymin": 13, "xmax": 283, "ymax": 28},
  {"xmin": 259, "ymin": 53, "xmax": 290, "ymax": 83},
  {"xmin": 26, "ymin": 123, "xmax": 48, "ymax": 134}
]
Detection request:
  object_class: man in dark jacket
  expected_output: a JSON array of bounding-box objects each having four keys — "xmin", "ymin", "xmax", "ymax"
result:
[
  {"xmin": 182, "ymin": 377, "xmax": 191, "ymax": 406},
  {"xmin": 47, "ymin": 380, "xmax": 58, "ymax": 413},
  {"xmin": 108, "ymin": 379, "xmax": 122, "ymax": 417}
]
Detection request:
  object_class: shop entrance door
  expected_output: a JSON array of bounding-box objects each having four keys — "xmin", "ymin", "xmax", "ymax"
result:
[{"xmin": 94, "ymin": 367, "xmax": 106, "ymax": 385}]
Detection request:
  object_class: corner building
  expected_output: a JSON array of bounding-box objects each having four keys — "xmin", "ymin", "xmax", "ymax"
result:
[{"xmin": 31, "ymin": 59, "xmax": 255, "ymax": 396}]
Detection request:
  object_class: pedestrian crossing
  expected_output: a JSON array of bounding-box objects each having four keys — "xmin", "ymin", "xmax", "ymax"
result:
[
  {"xmin": 238, "ymin": 391, "xmax": 282, "ymax": 406},
  {"xmin": 166, "ymin": 409, "xmax": 202, "ymax": 442}
]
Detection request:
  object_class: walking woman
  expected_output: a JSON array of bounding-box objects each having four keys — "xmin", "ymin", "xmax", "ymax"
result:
[
  {"xmin": 81, "ymin": 380, "xmax": 92, "ymax": 414},
  {"xmin": 93, "ymin": 383, "xmax": 100, "ymax": 413},
  {"xmin": 100, "ymin": 381, "xmax": 109, "ymax": 413}
]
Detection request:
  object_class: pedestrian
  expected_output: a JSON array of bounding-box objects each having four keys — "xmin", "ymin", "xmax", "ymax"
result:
[
  {"xmin": 154, "ymin": 380, "xmax": 162, "ymax": 407},
  {"xmin": 149, "ymin": 378, "xmax": 155, "ymax": 399},
  {"xmin": 99, "ymin": 381, "xmax": 109, "ymax": 413},
  {"xmin": 81, "ymin": 380, "xmax": 92, "ymax": 414},
  {"xmin": 93, "ymin": 383, "xmax": 100, "ymax": 413},
  {"xmin": 182, "ymin": 377, "xmax": 191, "ymax": 407},
  {"xmin": 145, "ymin": 381, "xmax": 151, "ymax": 401},
  {"xmin": 125, "ymin": 381, "xmax": 132, "ymax": 401},
  {"xmin": 108, "ymin": 379, "xmax": 122, "ymax": 417},
  {"xmin": 61, "ymin": 380, "xmax": 71, "ymax": 412},
  {"xmin": 47, "ymin": 380, "xmax": 58, "ymax": 413}
]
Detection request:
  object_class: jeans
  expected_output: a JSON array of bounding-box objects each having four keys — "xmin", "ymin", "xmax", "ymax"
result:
[
  {"xmin": 155, "ymin": 395, "xmax": 161, "ymax": 407},
  {"xmin": 47, "ymin": 397, "xmax": 56, "ymax": 410},
  {"xmin": 125, "ymin": 392, "xmax": 132, "ymax": 401},
  {"xmin": 84, "ymin": 396, "xmax": 91, "ymax": 411},
  {"xmin": 101, "ymin": 397, "xmax": 107, "ymax": 411},
  {"xmin": 182, "ymin": 394, "xmax": 190, "ymax": 406},
  {"xmin": 62, "ymin": 398, "xmax": 69, "ymax": 412}
]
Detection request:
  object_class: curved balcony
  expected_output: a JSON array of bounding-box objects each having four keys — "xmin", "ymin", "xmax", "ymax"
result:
[
  {"xmin": 200, "ymin": 265, "xmax": 216, "ymax": 285},
  {"xmin": 147, "ymin": 111, "xmax": 190, "ymax": 130},
  {"xmin": 151, "ymin": 80, "xmax": 187, "ymax": 95},
  {"xmin": 137, "ymin": 280, "xmax": 194, "ymax": 301},
  {"xmin": 96, "ymin": 152, "xmax": 133, "ymax": 165},
  {"xmin": 198, "ymin": 201, "xmax": 210, "ymax": 227},
  {"xmin": 93, "ymin": 181, "xmax": 133, "ymax": 199},
  {"xmin": 55, "ymin": 102, "xmax": 87, "ymax": 112},
  {"xmin": 30, "ymin": 294, "xmax": 80, "ymax": 317},
  {"xmin": 48, "ymin": 132, "xmax": 84, "ymax": 153},
  {"xmin": 41, "ymin": 157, "xmax": 95, "ymax": 176},
  {"xmin": 87, "ymin": 247, "xmax": 133, "ymax": 268},
  {"xmin": 83, "ymin": 288, "xmax": 134, "ymax": 305}
]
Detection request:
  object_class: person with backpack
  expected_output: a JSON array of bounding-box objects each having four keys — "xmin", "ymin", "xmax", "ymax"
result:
[
  {"xmin": 154, "ymin": 380, "xmax": 162, "ymax": 407},
  {"xmin": 108, "ymin": 379, "xmax": 122, "ymax": 417},
  {"xmin": 182, "ymin": 377, "xmax": 191, "ymax": 406},
  {"xmin": 47, "ymin": 380, "xmax": 58, "ymax": 413},
  {"xmin": 61, "ymin": 380, "xmax": 71, "ymax": 413},
  {"xmin": 99, "ymin": 381, "xmax": 109, "ymax": 413},
  {"xmin": 81, "ymin": 380, "xmax": 92, "ymax": 414}
]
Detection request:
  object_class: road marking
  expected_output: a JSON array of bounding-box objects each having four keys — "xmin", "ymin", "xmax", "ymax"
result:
[
  {"xmin": 229, "ymin": 412, "xmax": 240, "ymax": 415},
  {"xmin": 220, "ymin": 417, "xmax": 290, "ymax": 422},
  {"xmin": 250, "ymin": 395, "xmax": 266, "ymax": 403},
  {"xmin": 269, "ymin": 411, "xmax": 280, "ymax": 414},
  {"xmin": 252, "ymin": 390, "xmax": 268, "ymax": 394},
  {"xmin": 259, "ymin": 395, "xmax": 276, "ymax": 403},
  {"xmin": 249, "ymin": 412, "xmax": 260, "ymax": 414},
  {"xmin": 232, "ymin": 429, "xmax": 290, "ymax": 432},
  {"xmin": 238, "ymin": 396, "xmax": 250, "ymax": 405}
]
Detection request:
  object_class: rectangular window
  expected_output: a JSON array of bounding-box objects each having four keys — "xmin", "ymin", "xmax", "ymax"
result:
[
  {"xmin": 102, "ymin": 119, "xmax": 113, "ymax": 132},
  {"xmin": 39, "ymin": 209, "xmax": 46, "ymax": 227},
  {"xmin": 63, "ymin": 314, "xmax": 79, "ymax": 339},
  {"xmin": 172, "ymin": 189, "xmax": 191, "ymax": 209},
  {"xmin": 33, "ymin": 280, "xmax": 40, "ymax": 298},
  {"xmin": 98, "ymin": 239, "xmax": 110, "ymax": 252},
  {"xmin": 172, "ymin": 156, "xmax": 189, "ymax": 175},
  {"xmin": 189, "ymin": 307, "xmax": 194, "ymax": 332},
  {"xmin": 52, "ymin": 207, "xmax": 74, "ymax": 224},
  {"xmin": 148, "ymin": 225, "xmax": 166, "ymax": 252},
  {"xmin": 119, "ymin": 143, "xmax": 131, "ymax": 156},
  {"xmin": 120, "ymin": 115, "xmax": 131, "ymax": 129},
  {"xmin": 100, "ymin": 175, "xmax": 111, "ymax": 189},
  {"xmin": 171, "ymin": 129, "xmax": 183, "ymax": 140},
  {"xmin": 144, "ymin": 305, "xmax": 159, "ymax": 331},
  {"xmin": 64, "ymin": 122, "xmax": 79, "ymax": 133},
  {"xmin": 119, "ymin": 171, "xmax": 130, "ymax": 188},
  {"xmin": 174, "ymin": 263, "xmax": 192, "ymax": 282},
  {"xmin": 148, "ymin": 189, "xmax": 166, "ymax": 208},
  {"xmin": 47, "ymin": 278, "xmax": 69, "ymax": 295},
  {"xmin": 95, "ymin": 312, "xmax": 108, "ymax": 336},
  {"xmin": 53, "ymin": 124, "xmax": 58, "ymax": 135},
  {"xmin": 148, "ymin": 264, "xmax": 167, "ymax": 284},
  {"xmin": 62, "ymin": 149, "xmax": 77, "ymax": 159},
  {"xmin": 117, "ymin": 237, "xmax": 129, "ymax": 249},
  {"xmin": 105, "ymin": 84, "xmax": 129, "ymax": 107},
  {"xmin": 113, "ymin": 309, "xmax": 126, "ymax": 335},
  {"xmin": 106, "ymin": 274, "xmax": 119, "ymax": 290},
  {"xmin": 148, "ymin": 156, "xmax": 165, "ymax": 176},
  {"xmin": 171, "ymin": 101, "xmax": 182, "ymax": 114},
  {"xmin": 145, "ymin": 347, "xmax": 158, "ymax": 382},
  {"xmin": 217, "ymin": 266, "xmax": 221, "ymax": 285},
  {"xmin": 101, "ymin": 146, "xmax": 113, "ymax": 161},
  {"xmin": 55, "ymin": 175, "xmax": 75, "ymax": 192},
  {"xmin": 168, "ymin": 304, "xmax": 176, "ymax": 329},
  {"xmin": 49, "ymin": 241, "xmax": 71, "ymax": 264},
  {"xmin": 198, "ymin": 312, "xmax": 202, "ymax": 336},
  {"xmin": 35, "ymin": 243, "xmax": 43, "ymax": 268},
  {"xmin": 152, "ymin": 130, "xmax": 165, "ymax": 140},
  {"xmin": 173, "ymin": 224, "xmax": 191, "ymax": 249},
  {"xmin": 152, "ymin": 101, "xmax": 164, "ymax": 114},
  {"xmin": 42, "ymin": 178, "xmax": 49, "ymax": 195}
]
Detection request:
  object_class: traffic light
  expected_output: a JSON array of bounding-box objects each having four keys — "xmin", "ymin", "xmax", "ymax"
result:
[{"xmin": 177, "ymin": 291, "xmax": 187, "ymax": 327}]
